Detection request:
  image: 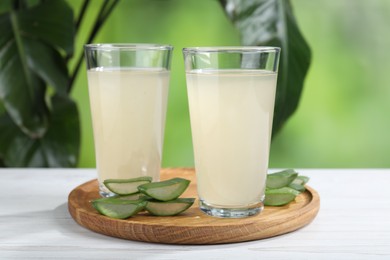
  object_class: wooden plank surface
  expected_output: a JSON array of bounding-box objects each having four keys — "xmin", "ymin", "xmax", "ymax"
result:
[
  {"xmin": 68, "ymin": 168, "xmax": 320, "ymax": 244},
  {"xmin": 2, "ymin": 169, "xmax": 390, "ymax": 259}
]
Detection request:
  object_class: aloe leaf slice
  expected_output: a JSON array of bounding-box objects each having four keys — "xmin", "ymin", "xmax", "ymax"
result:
[
  {"xmin": 103, "ymin": 176, "xmax": 153, "ymax": 195},
  {"xmin": 111, "ymin": 193, "xmax": 150, "ymax": 201},
  {"xmin": 288, "ymin": 177, "xmax": 306, "ymax": 192},
  {"xmin": 138, "ymin": 178, "xmax": 190, "ymax": 201},
  {"xmin": 92, "ymin": 198, "xmax": 146, "ymax": 219},
  {"xmin": 145, "ymin": 198, "xmax": 195, "ymax": 216},
  {"xmin": 291, "ymin": 177, "xmax": 304, "ymax": 185},
  {"xmin": 266, "ymin": 169, "xmax": 298, "ymax": 189},
  {"xmin": 264, "ymin": 187, "xmax": 300, "ymax": 206},
  {"xmin": 296, "ymin": 175, "xmax": 310, "ymax": 185},
  {"xmin": 288, "ymin": 182, "xmax": 306, "ymax": 192}
]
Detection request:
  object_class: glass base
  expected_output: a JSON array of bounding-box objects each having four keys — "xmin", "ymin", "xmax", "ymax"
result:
[
  {"xmin": 99, "ymin": 183, "xmax": 116, "ymax": 197},
  {"xmin": 199, "ymin": 199, "xmax": 264, "ymax": 218}
]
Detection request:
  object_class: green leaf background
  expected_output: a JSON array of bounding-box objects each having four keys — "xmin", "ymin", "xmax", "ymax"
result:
[
  {"xmin": 1, "ymin": 0, "xmax": 389, "ymax": 168},
  {"xmin": 0, "ymin": 0, "xmax": 79, "ymax": 167},
  {"xmin": 1, "ymin": 0, "xmax": 309, "ymax": 167},
  {"xmin": 6, "ymin": 0, "xmax": 390, "ymax": 168},
  {"xmin": 70, "ymin": 0, "xmax": 390, "ymax": 168}
]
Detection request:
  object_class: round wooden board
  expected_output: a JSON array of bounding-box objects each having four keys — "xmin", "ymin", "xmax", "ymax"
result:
[{"xmin": 68, "ymin": 168, "xmax": 320, "ymax": 245}]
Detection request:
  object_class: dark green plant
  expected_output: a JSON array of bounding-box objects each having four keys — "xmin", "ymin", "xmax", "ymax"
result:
[
  {"xmin": 0, "ymin": 0, "xmax": 118, "ymax": 167},
  {"xmin": 0, "ymin": 0, "xmax": 310, "ymax": 167}
]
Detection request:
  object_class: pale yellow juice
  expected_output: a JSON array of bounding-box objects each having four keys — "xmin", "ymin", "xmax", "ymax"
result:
[
  {"xmin": 87, "ymin": 68, "xmax": 169, "ymax": 191},
  {"xmin": 186, "ymin": 69, "xmax": 277, "ymax": 207}
]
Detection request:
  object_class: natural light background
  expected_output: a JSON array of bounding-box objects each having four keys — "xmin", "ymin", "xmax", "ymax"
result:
[
  {"xmin": 270, "ymin": 0, "xmax": 390, "ymax": 168},
  {"xmin": 68, "ymin": 0, "xmax": 390, "ymax": 168}
]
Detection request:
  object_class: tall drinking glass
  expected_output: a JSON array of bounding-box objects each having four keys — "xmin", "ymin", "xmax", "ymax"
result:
[
  {"xmin": 183, "ymin": 47, "xmax": 280, "ymax": 218},
  {"xmin": 84, "ymin": 44, "xmax": 173, "ymax": 197}
]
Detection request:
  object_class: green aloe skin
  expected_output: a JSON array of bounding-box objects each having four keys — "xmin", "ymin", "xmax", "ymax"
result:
[
  {"xmin": 264, "ymin": 169, "xmax": 310, "ymax": 206},
  {"xmin": 92, "ymin": 177, "xmax": 195, "ymax": 218},
  {"xmin": 103, "ymin": 177, "xmax": 153, "ymax": 195},
  {"xmin": 92, "ymin": 169, "xmax": 310, "ymax": 219}
]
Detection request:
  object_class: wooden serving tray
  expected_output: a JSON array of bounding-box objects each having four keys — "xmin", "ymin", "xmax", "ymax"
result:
[{"xmin": 68, "ymin": 168, "xmax": 320, "ymax": 245}]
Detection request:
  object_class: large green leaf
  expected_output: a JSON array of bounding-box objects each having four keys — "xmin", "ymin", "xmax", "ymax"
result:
[
  {"xmin": 0, "ymin": 95, "xmax": 80, "ymax": 167},
  {"xmin": 221, "ymin": 0, "xmax": 311, "ymax": 136},
  {"xmin": 0, "ymin": 0, "xmax": 73, "ymax": 137},
  {"xmin": 0, "ymin": 13, "xmax": 46, "ymax": 137},
  {"xmin": 24, "ymin": 39, "xmax": 69, "ymax": 96},
  {"xmin": 16, "ymin": 0, "xmax": 74, "ymax": 55}
]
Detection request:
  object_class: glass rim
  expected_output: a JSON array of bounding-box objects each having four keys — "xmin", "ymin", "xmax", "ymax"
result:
[
  {"xmin": 182, "ymin": 46, "xmax": 280, "ymax": 54},
  {"xmin": 84, "ymin": 43, "xmax": 173, "ymax": 51}
]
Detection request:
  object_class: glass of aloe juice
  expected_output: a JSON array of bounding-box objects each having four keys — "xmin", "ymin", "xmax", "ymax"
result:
[
  {"xmin": 84, "ymin": 44, "xmax": 173, "ymax": 197},
  {"xmin": 183, "ymin": 47, "xmax": 280, "ymax": 218}
]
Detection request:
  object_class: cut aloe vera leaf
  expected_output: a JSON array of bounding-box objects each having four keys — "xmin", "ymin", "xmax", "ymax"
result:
[
  {"xmin": 291, "ymin": 177, "xmax": 304, "ymax": 186},
  {"xmin": 288, "ymin": 182, "xmax": 306, "ymax": 192},
  {"xmin": 266, "ymin": 169, "xmax": 298, "ymax": 189},
  {"xmin": 138, "ymin": 178, "xmax": 190, "ymax": 201},
  {"xmin": 264, "ymin": 187, "xmax": 301, "ymax": 206},
  {"xmin": 92, "ymin": 198, "xmax": 146, "ymax": 219},
  {"xmin": 112, "ymin": 193, "xmax": 150, "ymax": 201},
  {"xmin": 296, "ymin": 175, "xmax": 310, "ymax": 185},
  {"xmin": 145, "ymin": 198, "xmax": 195, "ymax": 216},
  {"xmin": 103, "ymin": 176, "xmax": 153, "ymax": 195},
  {"xmin": 288, "ymin": 177, "xmax": 306, "ymax": 192}
]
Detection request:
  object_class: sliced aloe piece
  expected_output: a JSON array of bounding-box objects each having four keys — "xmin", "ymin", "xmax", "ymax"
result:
[
  {"xmin": 288, "ymin": 183, "xmax": 306, "ymax": 192},
  {"xmin": 288, "ymin": 177, "xmax": 306, "ymax": 192},
  {"xmin": 103, "ymin": 176, "xmax": 153, "ymax": 195},
  {"xmin": 145, "ymin": 198, "xmax": 195, "ymax": 216},
  {"xmin": 92, "ymin": 198, "xmax": 146, "ymax": 219},
  {"xmin": 266, "ymin": 169, "xmax": 298, "ymax": 189},
  {"xmin": 264, "ymin": 187, "xmax": 301, "ymax": 206},
  {"xmin": 296, "ymin": 175, "xmax": 310, "ymax": 185},
  {"xmin": 291, "ymin": 177, "xmax": 304, "ymax": 186},
  {"xmin": 138, "ymin": 178, "xmax": 190, "ymax": 201},
  {"xmin": 112, "ymin": 193, "xmax": 150, "ymax": 201}
]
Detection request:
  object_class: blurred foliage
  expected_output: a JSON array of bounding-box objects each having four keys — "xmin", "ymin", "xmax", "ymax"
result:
[
  {"xmin": 3, "ymin": 0, "xmax": 387, "ymax": 168},
  {"xmin": 0, "ymin": 0, "xmax": 79, "ymax": 167},
  {"xmin": 71, "ymin": 0, "xmax": 390, "ymax": 168},
  {"xmin": 0, "ymin": 0, "xmax": 309, "ymax": 168},
  {"xmin": 0, "ymin": 0, "xmax": 118, "ymax": 167},
  {"xmin": 270, "ymin": 0, "xmax": 390, "ymax": 168}
]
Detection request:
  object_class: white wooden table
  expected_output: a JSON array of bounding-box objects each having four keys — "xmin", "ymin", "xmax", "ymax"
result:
[{"xmin": 1, "ymin": 169, "xmax": 389, "ymax": 259}]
